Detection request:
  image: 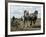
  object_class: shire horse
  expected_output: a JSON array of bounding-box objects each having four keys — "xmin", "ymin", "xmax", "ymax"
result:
[{"xmin": 24, "ymin": 10, "xmax": 38, "ymax": 26}]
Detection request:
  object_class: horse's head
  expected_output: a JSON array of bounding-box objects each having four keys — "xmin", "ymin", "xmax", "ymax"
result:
[
  {"xmin": 34, "ymin": 10, "xmax": 38, "ymax": 17},
  {"xmin": 24, "ymin": 10, "xmax": 29, "ymax": 16},
  {"xmin": 24, "ymin": 10, "xmax": 27, "ymax": 14},
  {"xmin": 34, "ymin": 10, "xmax": 38, "ymax": 15}
]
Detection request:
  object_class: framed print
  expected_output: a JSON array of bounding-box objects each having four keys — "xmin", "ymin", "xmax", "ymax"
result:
[{"xmin": 5, "ymin": 0, "xmax": 45, "ymax": 37}]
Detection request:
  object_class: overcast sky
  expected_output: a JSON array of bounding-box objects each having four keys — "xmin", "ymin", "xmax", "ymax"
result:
[{"xmin": 10, "ymin": 5, "xmax": 41, "ymax": 18}]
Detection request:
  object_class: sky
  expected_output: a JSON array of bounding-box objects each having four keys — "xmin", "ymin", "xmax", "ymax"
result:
[{"xmin": 10, "ymin": 5, "xmax": 41, "ymax": 18}]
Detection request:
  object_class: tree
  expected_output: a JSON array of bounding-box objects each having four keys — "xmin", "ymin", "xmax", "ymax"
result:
[
  {"xmin": 12, "ymin": 16, "xmax": 15, "ymax": 21},
  {"xmin": 11, "ymin": 16, "xmax": 15, "ymax": 26}
]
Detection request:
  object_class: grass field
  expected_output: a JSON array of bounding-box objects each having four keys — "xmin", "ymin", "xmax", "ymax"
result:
[{"xmin": 11, "ymin": 18, "xmax": 41, "ymax": 31}]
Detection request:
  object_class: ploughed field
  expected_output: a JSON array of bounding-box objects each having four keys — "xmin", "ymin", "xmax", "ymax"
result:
[{"xmin": 11, "ymin": 18, "xmax": 41, "ymax": 31}]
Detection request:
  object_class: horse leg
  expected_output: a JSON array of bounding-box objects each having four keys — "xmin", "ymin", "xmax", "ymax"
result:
[
  {"xmin": 30, "ymin": 20, "xmax": 32, "ymax": 26},
  {"xmin": 33, "ymin": 20, "xmax": 35, "ymax": 24},
  {"xmin": 33, "ymin": 19, "xmax": 36, "ymax": 24}
]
